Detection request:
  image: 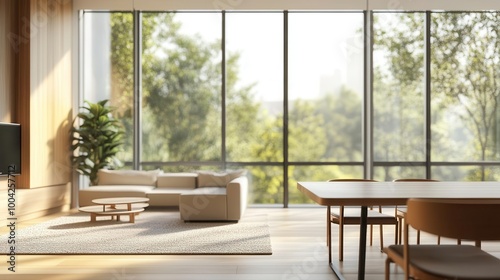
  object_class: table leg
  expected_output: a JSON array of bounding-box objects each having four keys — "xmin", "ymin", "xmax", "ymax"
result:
[
  {"xmin": 326, "ymin": 206, "xmax": 368, "ymax": 280},
  {"xmin": 329, "ymin": 263, "xmax": 345, "ymax": 280},
  {"xmin": 358, "ymin": 206, "xmax": 368, "ymax": 280},
  {"xmin": 327, "ymin": 206, "xmax": 331, "ymax": 263},
  {"xmin": 327, "ymin": 206, "xmax": 346, "ymax": 280}
]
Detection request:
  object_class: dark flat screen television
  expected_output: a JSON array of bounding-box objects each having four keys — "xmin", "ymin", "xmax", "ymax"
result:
[{"xmin": 0, "ymin": 122, "xmax": 21, "ymax": 176}]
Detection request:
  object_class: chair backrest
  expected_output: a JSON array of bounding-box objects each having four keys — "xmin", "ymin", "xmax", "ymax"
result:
[
  {"xmin": 393, "ymin": 178, "xmax": 439, "ymax": 182},
  {"xmin": 406, "ymin": 198, "xmax": 500, "ymax": 241},
  {"xmin": 328, "ymin": 179, "xmax": 377, "ymax": 182}
]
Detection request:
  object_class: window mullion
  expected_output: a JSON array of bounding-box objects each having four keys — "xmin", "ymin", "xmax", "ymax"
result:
[{"xmin": 133, "ymin": 11, "xmax": 142, "ymax": 170}]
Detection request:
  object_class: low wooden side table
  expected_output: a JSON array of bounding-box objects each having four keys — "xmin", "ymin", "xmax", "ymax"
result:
[{"xmin": 79, "ymin": 197, "xmax": 150, "ymax": 223}]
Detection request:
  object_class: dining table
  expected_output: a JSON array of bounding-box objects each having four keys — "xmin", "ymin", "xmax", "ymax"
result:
[{"xmin": 297, "ymin": 180, "xmax": 500, "ymax": 280}]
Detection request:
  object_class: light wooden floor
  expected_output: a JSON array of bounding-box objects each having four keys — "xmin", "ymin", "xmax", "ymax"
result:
[{"xmin": 1, "ymin": 207, "xmax": 499, "ymax": 280}]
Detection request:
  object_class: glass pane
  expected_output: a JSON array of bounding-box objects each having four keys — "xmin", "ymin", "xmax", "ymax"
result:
[
  {"xmin": 225, "ymin": 12, "xmax": 284, "ymax": 162},
  {"xmin": 373, "ymin": 166, "xmax": 426, "ymax": 181},
  {"xmin": 226, "ymin": 165, "xmax": 284, "ymax": 204},
  {"xmin": 288, "ymin": 12, "xmax": 364, "ymax": 162},
  {"xmin": 432, "ymin": 165, "xmax": 500, "ymax": 181},
  {"xmin": 141, "ymin": 12, "xmax": 222, "ymax": 163},
  {"xmin": 373, "ymin": 12, "xmax": 426, "ymax": 162},
  {"xmin": 143, "ymin": 164, "xmax": 220, "ymax": 173},
  {"xmin": 83, "ymin": 12, "xmax": 134, "ymax": 166},
  {"xmin": 431, "ymin": 12, "xmax": 500, "ymax": 165},
  {"xmin": 289, "ymin": 165, "xmax": 364, "ymax": 204}
]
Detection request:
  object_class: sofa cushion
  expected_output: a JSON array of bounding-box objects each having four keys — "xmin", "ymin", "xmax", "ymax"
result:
[
  {"xmin": 79, "ymin": 185, "xmax": 155, "ymax": 206},
  {"xmin": 183, "ymin": 187, "xmax": 227, "ymax": 195},
  {"xmin": 156, "ymin": 173, "xmax": 197, "ymax": 189},
  {"xmin": 179, "ymin": 187, "xmax": 227, "ymax": 221},
  {"xmin": 84, "ymin": 185, "xmax": 156, "ymax": 192},
  {"xmin": 197, "ymin": 169, "xmax": 247, "ymax": 188},
  {"xmin": 97, "ymin": 169, "xmax": 161, "ymax": 186},
  {"xmin": 146, "ymin": 188, "xmax": 193, "ymax": 206}
]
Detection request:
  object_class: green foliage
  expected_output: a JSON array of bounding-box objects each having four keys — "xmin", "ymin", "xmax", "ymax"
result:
[
  {"xmin": 108, "ymin": 12, "xmax": 372, "ymax": 202},
  {"xmin": 373, "ymin": 13, "xmax": 427, "ymax": 171},
  {"xmin": 103, "ymin": 11, "xmax": 500, "ymax": 204},
  {"xmin": 225, "ymin": 52, "xmax": 262, "ymax": 162},
  {"xmin": 71, "ymin": 100, "xmax": 124, "ymax": 186},
  {"xmin": 109, "ymin": 13, "xmax": 134, "ymax": 163},
  {"xmin": 110, "ymin": 13, "xmax": 261, "ymax": 164},
  {"xmin": 374, "ymin": 12, "xmax": 500, "ymax": 181},
  {"xmin": 317, "ymin": 86, "xmax": 363, "ymax": 162},
  {"xmin": 432, "ymin": 13, "xmax": 500, "ymax": 167}
]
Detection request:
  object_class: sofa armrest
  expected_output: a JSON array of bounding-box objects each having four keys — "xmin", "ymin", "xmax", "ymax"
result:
[{"xmin": 226, "ymin": 176, "xmax": 248, "ymax": 221}]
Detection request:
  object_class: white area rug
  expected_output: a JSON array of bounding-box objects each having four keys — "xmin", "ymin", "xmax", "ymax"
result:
[{"xmin": 1, "ymin": 211, "xmax": 272, "ymax": 255}]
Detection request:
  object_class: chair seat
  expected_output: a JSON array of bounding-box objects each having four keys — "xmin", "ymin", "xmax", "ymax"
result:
[
  {"xmin": 384, "ymin": 244, "xmax": 500, "ymax": 279},
  {"xmin": 331, "ymin": 208, "xmax": 398, "ymax": 225}
]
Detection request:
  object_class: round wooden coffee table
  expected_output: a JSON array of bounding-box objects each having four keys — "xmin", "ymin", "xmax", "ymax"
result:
[{"xmin": 79, "ymin": 197, "xmax": 150, "ymax": 223}]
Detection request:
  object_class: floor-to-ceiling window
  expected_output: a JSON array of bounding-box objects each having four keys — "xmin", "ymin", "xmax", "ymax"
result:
[
  {"xmin": 372, "ymin": 12, "xmax": 427, "ymax": 180},
  {"xmin": 82, "ymin": 12, "xmax": 134, "ymax": 167},
  {"xmin": 287, "ymin": 12, "xmax": 365, "ymax": 203},
  {"xmin": 80, "ymin": 8, "xmax": 500, "ymax": 206},
  {"xmin": 225, "ymin": 12, "xmax": 285, "ymax": 204},
  {"xmin": 372, "ymin": 11, "xmax": 500, "ymax": 181},
  {"xmin": 140, "ymin": 12, "xmax": 222, "ymax": 170},
  {"xmin": 430, "ymin": 12, "xmax": 500, "ymax": 181}
]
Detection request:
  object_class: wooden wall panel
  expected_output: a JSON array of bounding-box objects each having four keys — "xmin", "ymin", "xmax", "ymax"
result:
[
  {"xmin": 0, "ymin": 0, "xmax": 18, "ymax": 225},
  {"xmin": 0, "ymin": 181, "xmax": 71, "ymax": 223},
  {"xmin": 29, "ymin": 0, "xmax": 73, "ymax": 189},
  {"xmin": 0, "ymin": 0, "xmax": 14, "ymax": 123},
  {"xmin": 0, "ymin": 0, "xmax": 73, "ymax": 225},
  {"xmin": 17, "ymin": 183, "xmax": 72, "ymax": 220},
  {"xmin": 16, "ymin": 0, "xmax": 31, "ymax": 190}
]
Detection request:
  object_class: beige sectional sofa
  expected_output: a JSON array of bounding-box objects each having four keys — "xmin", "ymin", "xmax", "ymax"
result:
[{"xmin": 78, "ymin": 169, "xmax": 249, "ymax": 221}]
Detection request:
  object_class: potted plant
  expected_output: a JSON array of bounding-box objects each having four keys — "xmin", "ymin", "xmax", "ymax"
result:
[{"xmin": 71, "ymin": 99, "xmax": 124, "ymax": 186}]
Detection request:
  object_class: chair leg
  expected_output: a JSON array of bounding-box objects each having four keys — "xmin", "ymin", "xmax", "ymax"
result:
[
  {"xmin": 394, "ymin": 222, "xmax": 398, "ymax": 245},
  {"xmin": 398, "ymin": 217, "xmax": 403, "ymax": 244},
  {"xmin": 379, "ymin": 224, "xmax": 384, "ymax": 252},
  {"xmin": 326, "ymin": 207, "xmax": 330, "ymax": 247},
  {"xmin": 437, "ymin": 235, "xmax": 441, "ymax": 245},
  {"xmin": 385, "ymin": 257, "xmax": 392, "ymax": 280},
  {"xmin": 328, "ymin": 222, "xmax": 332, "ymax": 263},
  {"xmin": 417, "ymin": 230, "xmax": 421, "ymax": 245},
  {"xmin": 339, "ymin": 223, "xmax": 344, "ymax": 261},
  {"xmin": 370, "ymin": 224, "xmax": 373, "ymax": 246}
]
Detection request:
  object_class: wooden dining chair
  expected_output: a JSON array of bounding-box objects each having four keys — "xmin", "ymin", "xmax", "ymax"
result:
[
  {"xmin": 383, "ymin": 198, "xmax": 500, "ymax": 280},
  {"xmin": 392, "ymin": 179, "xmax": 439, "ymax": 245},
  {"xmin": 327, "ymin": 179, "xmax": 398, "ymax": 262}
]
